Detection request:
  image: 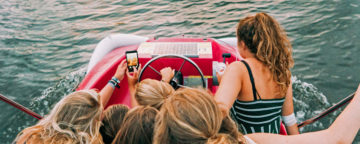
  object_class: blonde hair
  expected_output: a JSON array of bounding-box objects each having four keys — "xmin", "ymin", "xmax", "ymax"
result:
[
  {"xmin": 236, "ymin": 12, "xmax": 294, "ymax": 96},
  {"xmin": 153, "ymin": 88, "xmax": 244, "ymax": 144},
  {"xmin": 135, "ymin": 79, "xmax": 174, "ymax": 109},
  {"xmin": 100, "ymin": 104, "xmax": 129, "ymax": 144},
  {"xmin": 112, "ymin": 106, "xmax": 158, "ymax": 144},
  {"xmin": 15, "ymin": 90, "xmax": 103, "ymax": 144}
]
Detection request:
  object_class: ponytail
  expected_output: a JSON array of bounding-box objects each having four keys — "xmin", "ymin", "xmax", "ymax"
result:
[
  {"xmin": 135, "ymin": 79, "xmax": 174, "ymax": 109},
  {"xmin": 237, "ymin": 12, "xmax": 294, "ymax": 95}
]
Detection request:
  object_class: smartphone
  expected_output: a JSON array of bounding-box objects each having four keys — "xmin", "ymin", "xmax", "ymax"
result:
[{"xmin": 125, "ymin": 50, "xmax": 139, "ymax": 72}]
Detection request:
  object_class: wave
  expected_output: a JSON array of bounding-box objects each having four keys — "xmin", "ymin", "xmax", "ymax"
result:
[{"xmin": 1, "ymin": 67, "xmax": 86, "ymax": 143}]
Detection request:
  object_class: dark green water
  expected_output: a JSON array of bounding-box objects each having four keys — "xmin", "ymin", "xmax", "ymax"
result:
[{"xmin": 1, "ymin": 0, "xmax": 359, "ymax": 143}]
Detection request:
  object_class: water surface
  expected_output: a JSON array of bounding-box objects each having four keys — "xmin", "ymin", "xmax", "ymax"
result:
[{"xmin": 1, "ymin": 0, "xmax": 359, "ymax": 143}]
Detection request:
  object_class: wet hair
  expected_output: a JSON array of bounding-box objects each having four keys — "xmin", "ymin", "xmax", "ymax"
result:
[
  {"xmin": 15, "ymin": 90, "xmax": 103, "ymax": 144},
  {"xmin": 100, "ymin": 104, "xmax": 129, "ymax": 144},
  {"xmin": 153, "ymin": 88, "xmax": 245, "ymax": 144},
  {"xmin": 135, "ymin": 79, "xmax": 174, "ymax": 109},
  {"xmin": 112, "ymin": 106, "xmax": 158, "ymax": 144},
  {"xmin": 236, "ymin": 12, "xmax": 294, "ymax": 96}
]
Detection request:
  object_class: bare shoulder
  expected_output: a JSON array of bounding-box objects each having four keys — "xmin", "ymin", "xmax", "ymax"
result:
[{"xmin": 226, "ymin": 61, "xmax": 246, "ymax": 75}]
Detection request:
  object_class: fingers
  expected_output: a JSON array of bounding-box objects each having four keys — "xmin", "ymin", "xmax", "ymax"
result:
[
  {"xmin": 132, "ymin": 68, "xmax": 139, "ymax": 80},
  {"xmin": 131, "ymin": 64, "xmax": 142, "ymax": 74},
  {"xmin": 120, "ymin": 59, "xmax": 126, "ymax": 65},
  {"xmin": 117, "ymin": 60, "xmax": 127, "ymax": 73},
  {"xmin": 160, "ymin": 67, "xmax": 171, "ymax": 72},
  {"xmin": 121, "ymin": 60, "xmax": 127, "ymax": 68},
  {"xmin": 134, "ymin": 70, "xmax": 139, "ymax": 79},
  {"xmin": 126, "ymin": 69, "xmax": 131, "ymax": 77},
  {"xmin": 118, "ymin": 60, "xmax": 125, "ymax": 68},
  {"xmin": 131, "ymin": 66, "xmax": 140, "ymax": 78},
  {"xmin": 137, "ymin": 64, "xmax": 142, "ymax": 73},
  {"xmin": 133, "ymin": 65, "xmax": 138, "ymax": 74}
]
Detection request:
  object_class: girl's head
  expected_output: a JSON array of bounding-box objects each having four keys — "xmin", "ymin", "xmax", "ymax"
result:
[
  {"xmin": 112, "ymin": 106, "xmax": 158, "ymax": 144},
  {"xmin": 236, "ymin": 12, "xmax": 294, "ymax": 95},
  {"xmin": 153, "ymin": 88, "xmax": 244, "ymax": 144},
  {"xmin": 100, "ymin": 104, "xmax": 129, "ymax": 144},
  {"xmin": 15, "ymin": 90, "xmax": 103, "ymax": 144},
  {"xmin": 135, "ymin": 79, "xmax": 174, "ymax": 109}
]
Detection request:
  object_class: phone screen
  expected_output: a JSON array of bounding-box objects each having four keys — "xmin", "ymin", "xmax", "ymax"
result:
[{"xmin": 126, "ymin": 51, "xmax": 138, "ymax": 72}]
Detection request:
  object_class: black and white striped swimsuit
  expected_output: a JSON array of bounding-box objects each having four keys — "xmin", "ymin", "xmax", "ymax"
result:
[{"xmin": 230, "ymin": 60, "xmax": 285, "ymax": 134}]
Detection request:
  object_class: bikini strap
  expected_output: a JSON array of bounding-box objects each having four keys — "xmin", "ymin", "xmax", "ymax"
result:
[{"xmin": 241, "ymin": 60, "xmax": 261, "ymax": 100}]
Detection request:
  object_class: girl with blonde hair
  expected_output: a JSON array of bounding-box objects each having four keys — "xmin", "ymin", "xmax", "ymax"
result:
[
  {"xmin": 127, "ymin": 66, "xmax": 175, "ymax": 109},
  {"xmin": 215, "ymin": 12, "xmax": 299, "ymax": 135},
  {"xmin": 100, "ymin": 104, "xmax": 129, "ymax": 144},
  {"xmin": 112, "ymin": 106, "xmax": 158, "ymax": 144},
  {"xmin": 15, "ymin": 60, "xmax": 128, "ymax": 144},
  {"xmin": 154, "ymin": 88, "xmax": 245, "ymax": 144},
  {"xmin": 15, "ymin": 90, "xmax": 104, "ymax": 144},
  {"xmin": 133, "ymin": 78, "xmax": 174, "ymax": 109}
]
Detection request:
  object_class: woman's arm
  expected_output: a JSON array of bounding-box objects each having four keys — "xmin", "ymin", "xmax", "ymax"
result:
[
  {"xmin": 248, "ymin": 84, "xmax": 360, "ymax": 144},
  {"xmin": 214, "ymin": 62, "xmax": 243, "ymax": 117},
  {"xmin": 127, "ymin": 65, "xmax": 141, "ymax": 107},
  {"xmin": 100, "ymin": 60, "xmax": 127, "ymax": 107},
  {"xmin": 281, "ymin": 80, "xmax": 300, "ymax": 135}
]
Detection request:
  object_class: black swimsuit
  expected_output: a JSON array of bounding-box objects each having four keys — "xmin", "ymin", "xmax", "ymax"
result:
[{"xmin": 230, "ymin": 60, "xmax": 285, "ymax": 134}]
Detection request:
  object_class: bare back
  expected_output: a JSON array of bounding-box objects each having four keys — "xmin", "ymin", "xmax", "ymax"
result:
[{"xmin": 237, "ymin": 58, "xmax": 284, "ymax": 101}]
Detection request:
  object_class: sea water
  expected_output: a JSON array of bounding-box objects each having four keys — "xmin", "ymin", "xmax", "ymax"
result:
[{"xmin": 1, "ymin": 0, "xmax": 359, "ymax": 143}]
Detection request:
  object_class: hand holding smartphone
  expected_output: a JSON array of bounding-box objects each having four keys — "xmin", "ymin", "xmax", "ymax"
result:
[{"xmin": 126, "ymin": 50, "xmax": 139, "ymax": 72}]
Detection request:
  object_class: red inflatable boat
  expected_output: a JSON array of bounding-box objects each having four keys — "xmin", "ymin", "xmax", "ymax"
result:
[{"xmin": 77, "ymin": 34, "xmax": 287, "ymax": 135}]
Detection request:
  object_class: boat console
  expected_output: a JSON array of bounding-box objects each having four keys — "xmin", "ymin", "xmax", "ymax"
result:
[{"xmin": 138, "ymin": 42, "xmax": 212, "ymax": 58}]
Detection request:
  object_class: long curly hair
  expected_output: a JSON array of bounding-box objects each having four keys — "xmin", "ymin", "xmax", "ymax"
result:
[
  {"xmin": 236, "ymin": 12, "xmax": 294, "ymax": 96},
  {"xmin": 15, "ymin": 90, "xmax": 104, "ymax": 144}
]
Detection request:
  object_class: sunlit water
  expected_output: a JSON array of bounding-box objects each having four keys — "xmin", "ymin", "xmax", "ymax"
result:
[{"xmin": 1, "ymin": 0, "xmax": 359, "ymax": 143}]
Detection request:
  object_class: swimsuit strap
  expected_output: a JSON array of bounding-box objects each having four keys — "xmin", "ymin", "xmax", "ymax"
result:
[{"xmin": 241, "ymin": 60, "xmax": 261, "ymax": 100}]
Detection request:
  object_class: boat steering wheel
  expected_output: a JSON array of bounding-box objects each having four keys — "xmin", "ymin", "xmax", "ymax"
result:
[{"xmin": 138, "ymin": 54, "xmax": 206, "ymax": 89}]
